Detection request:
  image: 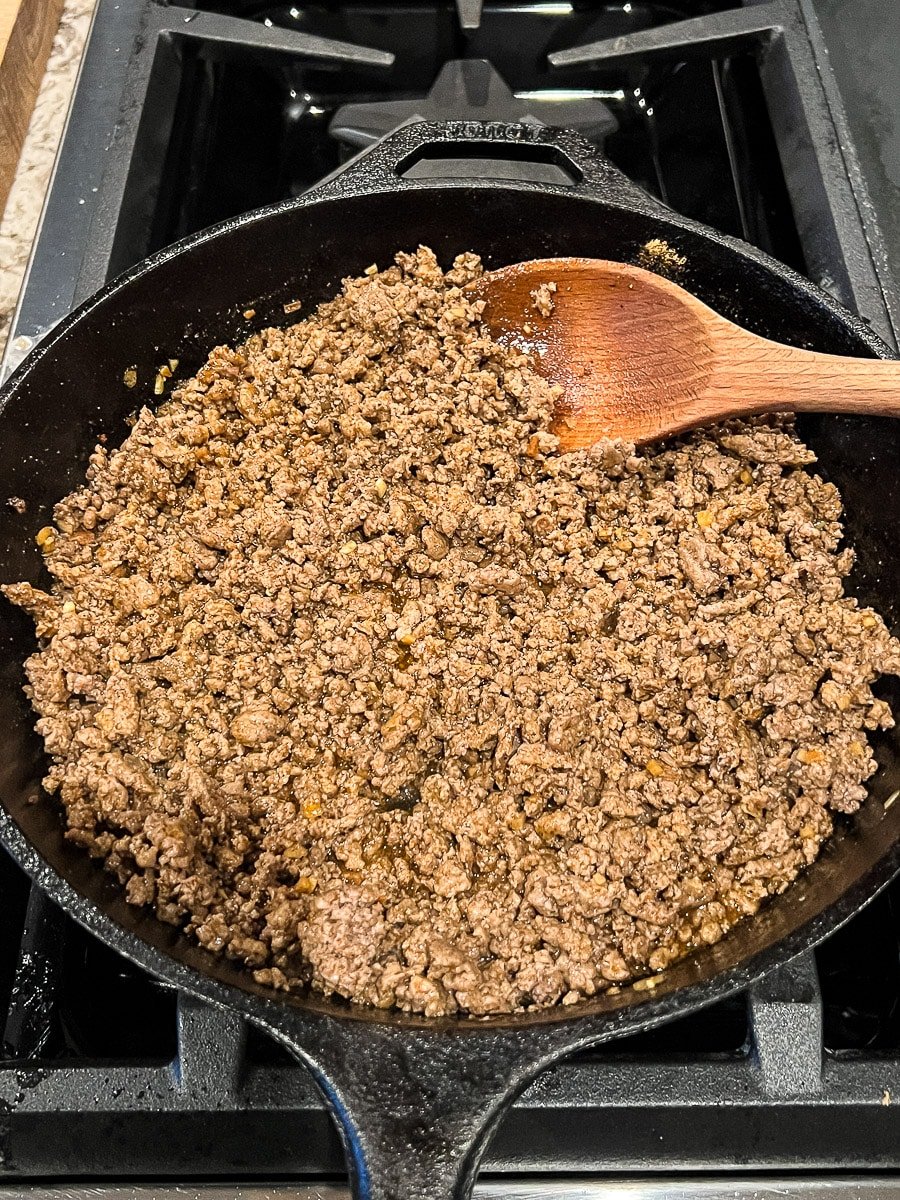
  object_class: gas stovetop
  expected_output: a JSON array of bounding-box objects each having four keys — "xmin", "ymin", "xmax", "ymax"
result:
[{"xmin": 1, "ymin": 0, "xmax": 900, "ymax": 1193}]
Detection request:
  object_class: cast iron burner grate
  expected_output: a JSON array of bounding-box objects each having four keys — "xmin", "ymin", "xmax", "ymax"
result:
[
  {"xmin": 328, "ymin": 58, "xmax": 618, "ymax": 149},
  {"xmin": 1, "ymin": 0, "xmax": 899, "ymax": 1186}
]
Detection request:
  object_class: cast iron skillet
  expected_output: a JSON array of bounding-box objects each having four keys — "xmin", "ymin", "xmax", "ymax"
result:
[{"xmin": 1, "ymin": 121, "xmax": 899, "ymax": 1199}]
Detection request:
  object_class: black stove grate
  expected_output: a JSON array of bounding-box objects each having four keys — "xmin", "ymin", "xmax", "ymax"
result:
[
  {"xmin": 0, "ymin": 888, "xmax": 899, "ymax": 1176},
  {"xmin": 1, "ymin": 0, "xmax": 899, "ymax": 1182}
]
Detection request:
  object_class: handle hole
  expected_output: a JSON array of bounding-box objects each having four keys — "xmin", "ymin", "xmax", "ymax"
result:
[{"xmin": 395, "ymin": 139, "xmax": 584, "ymax": 186}]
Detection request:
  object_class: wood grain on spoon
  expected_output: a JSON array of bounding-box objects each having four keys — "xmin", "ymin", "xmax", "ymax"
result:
[{"xmin": 470, "ymin": 257, "xmax": 899, "ymax": 449}]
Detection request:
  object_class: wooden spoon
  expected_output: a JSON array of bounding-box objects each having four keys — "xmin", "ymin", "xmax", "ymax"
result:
[{"xmin": 471, "ymin": 257, "xmax": 899, "ymax": 449}]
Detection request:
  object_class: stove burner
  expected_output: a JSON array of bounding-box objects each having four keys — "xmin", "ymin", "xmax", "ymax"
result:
[{"xmin": 330, "ymin": 58, "xmax": 617, "ymax": 150}]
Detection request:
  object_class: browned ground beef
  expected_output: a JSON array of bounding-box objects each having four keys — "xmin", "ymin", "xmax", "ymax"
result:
[{"xmin": 5, "ymin": 247, "xmax": 900, "ymax": 1015}]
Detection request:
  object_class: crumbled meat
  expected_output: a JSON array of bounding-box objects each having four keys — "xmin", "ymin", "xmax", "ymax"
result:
[
  {"xmin": 4, "ymin": 246, "xmax": 899, "ymax": 1017},
  {"xmin": 635, "ymin": 238, "xmax": 687, "ymax": 277},
  {"xmin": 530, "ymin": 280, "xmax": 557, "ymax": 317}
]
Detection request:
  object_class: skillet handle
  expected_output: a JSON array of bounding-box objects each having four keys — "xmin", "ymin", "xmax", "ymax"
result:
[
  {"xmin": 307, "ymin": 118, "xmax": 665, "ymax": 211},
  {"xmin": 260, "ymin": 1012, "xmax": 573, "ymax": 1200}
]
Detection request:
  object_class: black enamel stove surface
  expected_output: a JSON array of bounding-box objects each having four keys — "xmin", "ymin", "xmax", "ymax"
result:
[{"xmin": 2, "ymin": 0, "xmax": 900, "ymax": 1186}]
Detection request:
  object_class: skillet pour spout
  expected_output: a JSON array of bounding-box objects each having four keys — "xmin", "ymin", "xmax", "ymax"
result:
[{"xmin": 1, "ymin": 120, "xmax": 900, "ymax": 1200}]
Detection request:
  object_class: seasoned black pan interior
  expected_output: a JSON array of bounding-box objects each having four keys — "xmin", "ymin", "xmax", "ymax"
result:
[{"xmin": 1, "ymin": 183, "xmax": 899, "ymax": 1030}]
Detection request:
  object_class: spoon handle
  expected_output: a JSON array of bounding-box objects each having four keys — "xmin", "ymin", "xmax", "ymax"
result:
[{"xmin": 713, "ymin": 339, "xmax": 900, "ymax": 419}]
